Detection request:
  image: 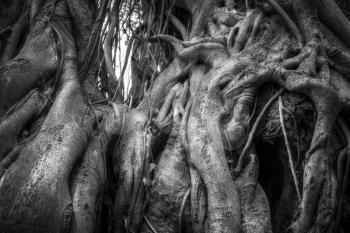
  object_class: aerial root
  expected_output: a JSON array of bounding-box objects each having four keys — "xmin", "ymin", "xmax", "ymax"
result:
[
  {"xmin": 267, "ymin": 0, "xmax": 303, "ymax": 48},
  {"xmin": 246, "ymin": 11, "xmax": 263, "ymax": 45},
  {"xmin": 227, "ymin": 23, "xmax": 240, "ymax": 49},
  {"xmin": 234, "ymin": 88, "xmax": 284, "ymax": 177},
  {"xmin": 127, "ymin": 131, "xmax": 152, "ymax": 232},
  {"xmin": 144, "ymin": 216, "xmax": 158, "ymax": 233},
  {"xmin": 229, "ymin": 9, "xmax": 257, "ymax": 54},
  {"xmin": 287, "ymin": 113, "xmax": 337, "ymax": 233},
  {"xmin": 169, "ymin": 13, "xmax": 187, "ymax": 40},
  {"xmin": 278, "ymin": 97, "xmax": 301, "ymax": 202},
  {"xmin": 103, "ymin": 6, "xmax": 119, "ymax": 92},
  {"xmin": 178, "ymin": 187, "xmax": 191, "ymax": 233},
  {"xmin": 154, "ymin": 83, "xmax": 181, "ymax": 127}
]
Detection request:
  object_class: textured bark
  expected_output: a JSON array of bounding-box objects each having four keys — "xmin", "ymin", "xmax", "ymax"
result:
[{"xmin": 0, "ymin": 0, "xmax": 350, "ymax": 232}]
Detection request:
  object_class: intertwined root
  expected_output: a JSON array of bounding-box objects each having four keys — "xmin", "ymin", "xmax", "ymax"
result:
[
  {"xmin": 2, "ymin": 0, "xmax": 350, "ymax": 232},
  {"xmin": 140, "ymin": 83, "xmax": 191, "ymax": 233}
]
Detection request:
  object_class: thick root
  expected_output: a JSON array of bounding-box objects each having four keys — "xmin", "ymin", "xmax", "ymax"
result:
[{"xmin": 0, "ymin": 20, "xmax": 94, "ymax": 232}]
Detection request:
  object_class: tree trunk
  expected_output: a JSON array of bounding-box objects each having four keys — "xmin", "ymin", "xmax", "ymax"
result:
[{"xmin": 0, "ymin": 0, "xmax": 350, "ymax": 232}]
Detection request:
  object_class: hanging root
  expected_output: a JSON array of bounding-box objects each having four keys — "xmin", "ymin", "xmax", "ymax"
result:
[
  {"xmin": 229, "ymin": 10, "xmax": 257, "ymax": 54},
  {"xmin": 140, "ymin": 86, "xmax": 190, "ymax": 233},
  {"xmin": 127, "ymin": 131, "xmax": 152, "ymax": 233},
  {"xmin": 70, "ymin": 129, "xmax": 109, "ymax": 233},
  {"xmin": 178, "ymin": 187, "xmax": 191, "ymax": 233},
  {"xmin": 267, "ymin": 0, "xmax": 303, "ymax": 48},
  {"xmin": 0, "ymin": 18, "xmax": 95, "ymax": 232},
  {"xmin": 169, "ymin": 13, "xmax": 187, "ymax": 40},
  {"xmin": 180, "ymin": 98, "xmax": 207, "ymax": 233},
  {"xmin": 246, "ymin": 12, "xmax": 263, "ymax": 46},
  {"xmin": 144, "ymin": 216, "xmax": 158, "ymax": 233},
  {"xmin": 287, "ymin": 104, "xmax": 338, "ymax": 233},
  {"xmin": 234, "ymin": 88, "xmax": 284, "ymax": 177},
  {"xmin": 154, "ymin": 83, "xmax": 182, "ymax": 127},
  {"xmin": 103, "ymin": 6, "xmax": 119, "ymax": 91},
  {"xmin": 187, "ymin": 70, "xmax": 242, "ymax": 233},
  {"xmin": 278, "ymin": 97, "xmax": 301, "ymax": 202},
  {"xmin": 227, "ymin": 23, "xmax": 240, "ymax": 49}
]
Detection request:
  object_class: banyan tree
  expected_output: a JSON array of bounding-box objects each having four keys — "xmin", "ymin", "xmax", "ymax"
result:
[{"xmin": 0, "ymin": 0, "xmax": 350, "ymax": 232}]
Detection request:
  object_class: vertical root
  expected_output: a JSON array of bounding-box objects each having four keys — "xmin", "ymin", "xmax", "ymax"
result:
[
  {"xmin": 267, "ymin": 0, "xmax": 303, "ymax": 48},
  {"xmin": 235, "ymin": 88, "xmax": 283, "ymax": 176},
  {"xmin": 278, "ymin": 97, "xmax": 301, "ymax": 202},
  {"xmin": 230, "ymin": 10, "xmax": 256, "ymax": 54},
  {"xmin": 246, "ymin": 12, "xmax": 263, "ymax": 45},
  {"xmin": 178, "ymin": 187, "xmax": 191, "ymax": 233},
  {"xmin": 144, "ymin": 216, "xmax": 158, "ymax": 233},
  {"xmin": 227, "ymin": 22, "xmax": 240, "ymax": 49}
]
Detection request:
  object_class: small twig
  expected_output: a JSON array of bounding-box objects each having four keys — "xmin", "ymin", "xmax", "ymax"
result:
[
  {"xmin": 235, "ymin": 88, "xmax": 284, "ymax": 176},
  {"xmin": 178, "ymin": 187, "xmax": 191, "ymax": 233},
  {"xmin": 144, "ymin": 216, "xmax": 158, "ymax": 233},
  {"xmin": 281, "ymin": 106, "xmax": 301, "ymax": 166},
  {"xmin": 279, "ymin": 96, "xmax": 302, "ymax": 202}
]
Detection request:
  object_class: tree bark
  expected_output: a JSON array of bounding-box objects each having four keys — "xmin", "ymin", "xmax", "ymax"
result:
[{"xmin": 0, "ymin": 0, "xmax": 349, "ymax": 232}]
